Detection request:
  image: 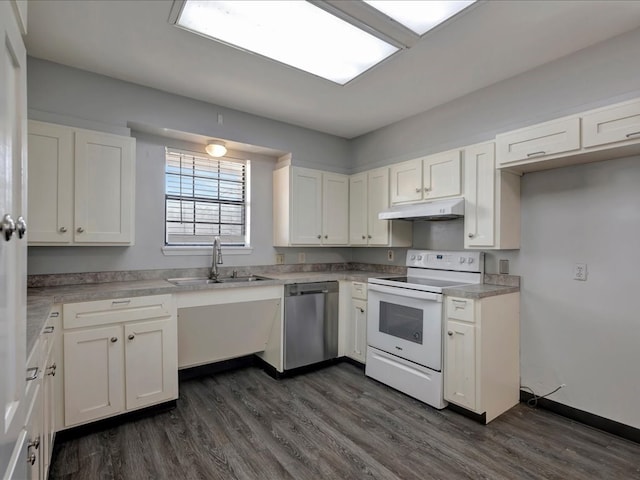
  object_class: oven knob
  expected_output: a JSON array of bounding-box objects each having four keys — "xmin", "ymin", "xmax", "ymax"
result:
[
  {"xmin": 417, "ymin": 255, "xmax": 422, "ymax": 261},
  {"xmin": 459, "ymin": 257, "xmax": 466, "ymax": 263},
  {"xmin": 410, "ymin": 255, "xmax": 416, "ymax": 260},
  {"xmin": 468, "ymin": 257, "xmax": 474, "ymax": 264}
]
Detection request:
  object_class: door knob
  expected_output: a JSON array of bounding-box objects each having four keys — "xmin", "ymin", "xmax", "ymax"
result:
[
  {"xmin": 16, "ymin": 216, "xmax": 26, "ymax": 239},
  {"xmin": 1, "ymin": 214, "xmax": 16, "ymax": 241}
]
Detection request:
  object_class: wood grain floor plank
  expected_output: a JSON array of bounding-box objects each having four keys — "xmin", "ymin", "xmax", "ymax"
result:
[{"xmin": 50, "ymin": 363, "xmax": 640, "ymax": 480}]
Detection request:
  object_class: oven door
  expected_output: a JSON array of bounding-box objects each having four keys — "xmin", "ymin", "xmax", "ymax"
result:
[{"xmin": 367, "ymin": 282, "xmax": 443, "ymax": 370}]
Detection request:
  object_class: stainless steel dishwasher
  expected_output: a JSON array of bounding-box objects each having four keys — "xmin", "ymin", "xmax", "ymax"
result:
[{"xmin": 284, "ymin": 281, "xmax": 339, "ymax": 370}]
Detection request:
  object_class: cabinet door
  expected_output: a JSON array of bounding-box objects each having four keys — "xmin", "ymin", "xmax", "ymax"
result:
[
  {"xmin": 464, "ymin": 143, "xmax": 495, "ymax": 248},
  {"xmin": 496, "ymin": 117, "xmax": 580, "ymax": 166},
  {"xmin": 423, "ymin": 150, "xmax": 461, "ymax": 199},
  {"xmin": 349, "ymin": 172, "xmax": 367, "ymax": 245},
  {"xmin": 322, "ymin": 172, "xmax": 349, "ymax": 245},
  {"xmin": 390, "ymin": 158, "xmax": 422, "ymax": 204},
  {"xmin": 582, "ymin": 99, "xmax": 640, "ymax": 148},
  {"xmin": 27, "ymin": 121, "xmax": 74, "ymax": 244},
  {"xmin": 348, "ymin": 299, "xmax": 367, "ymax": 364},
  {"xmin": 74, "ymin": 130, "xmax": 135, "ymax": 244},
  {"xmin": 290, "ymin": 167, "xmax": 322, "ymax": 244},
  {"xmin": 124, "ymin": 318, "xmax": 178, "ymax": 410},
  {"xmin": 41, "ymin": 320, "xmax": 58, "ymax": 480},
  {"xmin": 367, "ymin": 167, "xmax": 390, "ymax": 246},
  {"xmin": 0, "ymin": 5, "xmax": 28, "ymax": 476},
  {"xmin": 25, "ymin": 383, "xmax": 43, "ymax": 480},
  {"xmin": 63, "ymin": 325, "xmax": 124, "ymax": 426},
  {"xmin": 444, "ymin": 320, "xmax": 476, "ymax": 411}
]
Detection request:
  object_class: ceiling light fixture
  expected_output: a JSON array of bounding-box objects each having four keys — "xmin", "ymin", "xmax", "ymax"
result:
[{"xmin": 205, "ymin": 141, "xmax": 227, "ymax": 157}]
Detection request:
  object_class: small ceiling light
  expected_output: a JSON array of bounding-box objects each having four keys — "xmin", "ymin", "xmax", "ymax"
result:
[{"xmin": 205, "ymin": 141, "xmax": 227, "ymax": 157}]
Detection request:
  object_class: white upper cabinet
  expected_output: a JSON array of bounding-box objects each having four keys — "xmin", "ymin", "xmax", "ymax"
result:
[
  {"xmin": 28, "ymin": 120, "xmax": 136, "ymax": 246},
  {"xmin": 390, "ymin": 150, "xmax": 461, "ymax": 205},
  {"xmin": 349, "ymin": 167, "xmax": 411, "ymax": 247},
  {"xmin": 273, "ymin": 164, "xmax": 349, "ymax": 246},
  {"xmin": 582, "ymin": 98, "xmax": 640, "ymax": 148},
  {"xmin": 496, "ymin": 116, "xmax": 581, "ymax": 168},
  {"xmin": 464, "ymin": 142, "xmax": 520, "ymax": 250}
]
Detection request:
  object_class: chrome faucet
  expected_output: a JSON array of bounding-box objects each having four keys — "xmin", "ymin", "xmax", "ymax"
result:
[{"xmin": 210, "ymin": 236, "xmax": 223, "ymax": 280}]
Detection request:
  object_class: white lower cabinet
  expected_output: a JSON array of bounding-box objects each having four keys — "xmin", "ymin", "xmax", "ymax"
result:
[
  {"xmin": 444, "ymin": 293, "xmax": 520, "ymax": 423},
  {"xmin": 62, "ymin": 295, "xmax": 177, "ymax": 428},
  {"xmin": 345, "ymin": 282, "xmax": 367, "ymax": 364}
]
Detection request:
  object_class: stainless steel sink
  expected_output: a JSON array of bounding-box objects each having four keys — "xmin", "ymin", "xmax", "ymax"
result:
[{"xmin": 167, "ymin": 275, "xmax": 271, "ymax": 286}]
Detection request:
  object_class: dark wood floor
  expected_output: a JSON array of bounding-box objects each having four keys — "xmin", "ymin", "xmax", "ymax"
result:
[{"xmin": 50, "ymin": 363, "xmax": 640, "ymax": 480}]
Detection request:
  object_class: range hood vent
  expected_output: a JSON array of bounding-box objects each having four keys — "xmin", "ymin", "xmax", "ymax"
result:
[{"xmin": 378, "ymin": 197, "xmax": 464, "ymax": 221}]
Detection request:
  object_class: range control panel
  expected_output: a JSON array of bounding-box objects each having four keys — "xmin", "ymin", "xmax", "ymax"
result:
[{"xmin": 406, "ymin": 250, "xmax": 484, "ymax": 273}]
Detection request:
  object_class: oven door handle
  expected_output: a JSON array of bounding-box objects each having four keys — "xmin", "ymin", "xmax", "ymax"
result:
[{"xmin": 367, "ymin": 283, "xmax": 442, "ymax": 302}]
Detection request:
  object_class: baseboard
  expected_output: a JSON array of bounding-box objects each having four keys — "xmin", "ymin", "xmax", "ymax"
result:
[
  {"xmin": 446, "ymin": 402, "xmax": 487, "ymax": 424},
  {"xmin": 340, "ymin": 356, "xmax": 366, "ymax": 371},
  {"xmin": 520, "ymin": 390, "xmax": 640, "ymax": 444},
  {"xmin": 178, "ymin": 355, "xmax": 256, "ymax": 381}
]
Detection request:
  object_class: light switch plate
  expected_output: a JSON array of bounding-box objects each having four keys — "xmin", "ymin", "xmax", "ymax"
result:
[
  {"xmin": 275, "ymin": 253, "xmax": 285, "ymax": 265},
  {"xmin": 387, "ymin": 250, "xmax": 394, "ymax": 262},
  {"xmin": 298, "ymin": 252, "xmax": 306, "ymax": 263}
]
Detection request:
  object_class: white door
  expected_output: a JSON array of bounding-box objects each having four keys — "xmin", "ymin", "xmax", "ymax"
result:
[
  {"xmin": 422, "ymin": 150, "xmax": 461, "ymax": 200},
  {"xmin": 464, "ymin": 142, "xmax": 495, "ymax": 247},
  {"xmin": 349, "ymin": 172, "xmax": 367, "ymax": 245},
  {"xmin": 27, "ymin": 120, "xmax": 74, "ymax": 244},
  {"xmin": 74, "ymin": 130, "xmax": 135, "ymax": 244},
  {"xmin": 367, "ymin": 167, "xmax": 390, "ymax": 246},
  {"xmin": 290, "ymin": 167, "xmax": 322, "ymax": 244},
  {"xmin": 0, "ymin": 3, "xmax": 28, "ymax": 478},
  {"xmin": 444, "ymin": 319, "xmax": 476, "ymax": 410},
  {"xmin": 322, "ymin": 172, "xmax": 349, "ymax": 245},
  {"xmin": 63, "ymin": 326, "xmax": 124, "ymax": 426},
  {"xmin": 124, "ymin": 318, "xmax": 178, "ymax": 410},
  {"xmin": 390, "ymin": 158, "xmax": 422, "ymax": 204}
]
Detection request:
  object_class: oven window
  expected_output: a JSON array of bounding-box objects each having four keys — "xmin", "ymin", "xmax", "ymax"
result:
[{"xmin": 379, "ymin": 301, "xmax": 423, "ymax": 344}]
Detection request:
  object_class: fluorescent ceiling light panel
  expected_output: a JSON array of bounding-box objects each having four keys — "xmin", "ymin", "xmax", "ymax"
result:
[
  {"xmin": 363, "ymin": 1, "xmax": 476, "ymax": 35},
  {"xmin": 177, "ymin": 1, "xmax": 399, "ymax": 85}
]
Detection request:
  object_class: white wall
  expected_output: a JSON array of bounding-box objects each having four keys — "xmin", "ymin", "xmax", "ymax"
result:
[{"xmin": 26, "ymin": 59, "xmax": 352, "ymax": 274}]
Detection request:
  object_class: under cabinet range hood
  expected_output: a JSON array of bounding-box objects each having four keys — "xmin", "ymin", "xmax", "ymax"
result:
[{"xmin": 378, "ymin": 197, "xmax": 464, "ymax": 221}]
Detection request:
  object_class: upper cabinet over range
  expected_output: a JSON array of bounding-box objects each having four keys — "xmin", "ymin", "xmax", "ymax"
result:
[
  {"xmin": 28, "ymin": 120, "xmax": 136, "ymax": 246},
  {"xmin": 389, "ymin": 149, "xmax": 461, "ymax": 205}
]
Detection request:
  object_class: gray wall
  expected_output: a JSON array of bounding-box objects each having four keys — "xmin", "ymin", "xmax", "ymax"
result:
[{"xmin": 26, "ymin": 58, "xmax": 352, "ymax": 274}]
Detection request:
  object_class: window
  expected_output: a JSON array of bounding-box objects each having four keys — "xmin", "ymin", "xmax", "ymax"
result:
[{"xmin": 165, "ymin": 148, "xmax": 248, "ymax": 246}]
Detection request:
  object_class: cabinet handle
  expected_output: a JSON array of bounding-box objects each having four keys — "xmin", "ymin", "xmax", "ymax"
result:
[
  {"xmin": 77, "ymin": 227, "xmax": 84, "ymax": 233},
  {"xmin": 424, "ymin": 187, "xmax": 431, "ymax": 192},
  {"xmin": 367, "ymin": 235, "xmax": 372, "ymax": 239},
  {"xmin": 128, "ymin": 334, "xmax": 135, "ymax": 340},
  {"xmin": 1, "ymin": 214, "xmax": 16, "ymax": 241},
  {"xmin": 526, "ymin": 151, "xmax": 546, "ymax": 158},
  {"xmin": 59, "ymin": 226, "xmax": 67, "ymax": 233},
  {"xmin": 362, "ymin": 235, "xmax": 366, "ymax": 239},
  {"xmin": 112, "ymin": 299, "xmax": 131, "ymax": 306},
  {"xmin": 626, "ymin": 131, "xmax": 640, "ymax": 138},
  {"xmin": 49, "ymin": 311, "xmax": 60, "ymax": 318},
  {"xmin": 447, "ymin": 331, "xmax": 454, "ymax": 336},
  {"xmin": 415, "ymin": 187, "xmax": 421, "ymax": 193},
  {"xmin": 468, "ymin": 233, "xmax": 474, "ymax": 238},
  {"xmin": 317, "ymin": 235, "xmax": 321, "ymax": 239},
  {"xmin": 47, "ymin": 363, "xmax": 57, "ymax": 376},
  {"xmin": 43, "ymin": 325, "xmax": 55, "ymax": 334},
  {"xmin": 27, "ymin": 453, "xmax": 37, "ymax": 466},
  {"xmin": 324, "ymin": 235, "xmax": 328, "ymax": 239},
  {"xmin": 16, "ymin": 216, "xmax": 27, "ymax": 239},
  {"xmin": 110, "ymin": 337, "xmax": 118, "ymax": 343},
  {"xmin": 28, "ymin": 438, "xmax": 40, "ymax": 450},
  {"xmin": 26, "ymin": 367, "xmax": 39, "ymax": 381}
]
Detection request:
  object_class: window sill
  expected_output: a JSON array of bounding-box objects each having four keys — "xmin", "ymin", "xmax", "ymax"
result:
[{"xmin": 161, "ymin": 245, "xmax": 253, "ymax": 256}]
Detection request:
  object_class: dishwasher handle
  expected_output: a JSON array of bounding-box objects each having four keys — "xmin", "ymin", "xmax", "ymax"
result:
[{"xmin": 285, "ymin": 281, "xmax": 338, "ymax": 297}]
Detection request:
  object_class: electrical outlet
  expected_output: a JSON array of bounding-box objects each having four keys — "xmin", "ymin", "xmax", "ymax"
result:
[
  {"xmin": 573, "ymin": 263, "xmax": 587, "ymax": 281},
  {"xmin": 275, "ymin": 253, "xmax": 285, "ymax": 265},
  {"xmin": 387, "ymin": 250, "xmax": 394, "ymax": 262},
  {"xmin": 499, "ymin": 259, "xmax": 509, "ymax": 274},
  {"xmin": 298, "ymin": 252, "xmax": 306, "ymax": 263},
  {"xmin": 217, "ymin": 113, "xmax": 224, "ymax": 125}
]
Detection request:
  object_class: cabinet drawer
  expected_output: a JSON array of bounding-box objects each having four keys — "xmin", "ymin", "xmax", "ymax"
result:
[
  {"xmin": 583, "ymin": 99, "xmax": 640, "ymax": 148},
  {"xmin": 446, "ymin": 297, "xmax": 475, "ymax": 322},
  {"xmin": 496, "ymin": 117, "xmax": 580, "ymax": 165},
  {"xmin": 64, "ymin": 294, "xmax": 174, "ymax": 329},
  {"xmin": 352, "ymin": 281, "xmax": 367, "ymax": 300}
]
